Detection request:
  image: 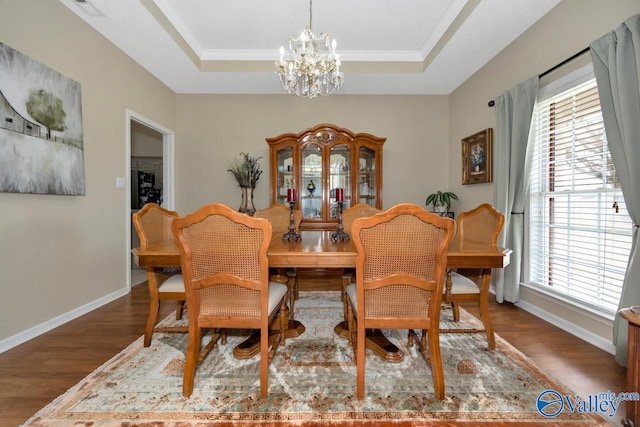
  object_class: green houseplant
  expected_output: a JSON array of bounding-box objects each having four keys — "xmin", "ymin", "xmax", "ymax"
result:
[{"xmin": 425, "ymin": 190, "xmax": 458, "ymax": 217}]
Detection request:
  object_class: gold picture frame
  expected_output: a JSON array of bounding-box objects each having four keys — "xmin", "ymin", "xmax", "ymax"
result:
[{"xmin": 462, "ymin": 128, "xmax": 493, "ymax": 185}]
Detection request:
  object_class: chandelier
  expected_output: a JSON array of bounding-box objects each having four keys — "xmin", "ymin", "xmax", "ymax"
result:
[{"xmin": 275, "ymin": 0, "xmax": 343, "ymax": 99}]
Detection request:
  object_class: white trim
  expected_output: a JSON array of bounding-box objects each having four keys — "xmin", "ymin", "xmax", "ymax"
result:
[
  {"xmin": 201, "ymin": 49, "xmax": 424, "ymax": 63},
  {"xmin": 514, "ymin": 285, "xmax": 616, "ymax": 354},
  {"xmin": 0, "ymin": 288, "xmax": 129, "ymax": 354},
  {"xmin": 125, "ymin": 113, "xmax": 133, "ymax": 291},
  {"xmin": 521, "ymin": 282, "xmax": 616, "ymax": 322},
  {"xmin": 538, "ymin": 63, "xmax": 594, "ymax": 100},
  {"xmin": 126, "ymin": 111, "xmax": 175, "ymax": 210},
  {"xmin": 487, "ymin": 284, "xmax": 615, "ymax": 355},
  {"xmin": 125, "ymin": 109, "xmax": 176, "ymax": 291},
  {"xmin": 161, "ymin": 130, "xmax": 176, "ymax": 210}
]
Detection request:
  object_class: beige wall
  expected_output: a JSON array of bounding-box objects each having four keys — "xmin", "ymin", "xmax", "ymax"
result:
[
  {"xmin": 0, "ymin": 0, "xmax": 176, "ymax": 344},
  {"xmin": 449, "ymin": 0, "xmax": 640, "ymax": 351},
  {"xmin": 131, "ymin": 122, "xmax": 163, "ymax": 158},
  {"xmin": 1, "ymin": 0, "xmax": 638, "ymax": 355},
  {"xmin": 175, "ymin": 95, "xmax": 450, "ymax": 216}
]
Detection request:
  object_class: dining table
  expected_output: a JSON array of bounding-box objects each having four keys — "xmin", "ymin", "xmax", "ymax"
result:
[{"xmin": 132, "ymin": 229, "xmax": 511, "ymax": 360}]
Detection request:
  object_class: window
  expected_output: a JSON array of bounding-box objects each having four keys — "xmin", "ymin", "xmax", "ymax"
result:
[{"xmin": 528, "ymin": 71, "xmax": 632, "ymax": 316}]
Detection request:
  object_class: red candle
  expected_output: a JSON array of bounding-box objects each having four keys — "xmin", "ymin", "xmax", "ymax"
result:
[
  {"xmin": 336, "ymin": 188, "xmax": 344, "ymax": 202},
  {"xmin": 287, "ymin": 188, "xmax": 297, "ymax": 202}
]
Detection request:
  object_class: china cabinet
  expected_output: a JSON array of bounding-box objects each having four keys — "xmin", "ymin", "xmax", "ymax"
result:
[{"xmin": 266, "ymin": 124, "xmax": 385, "ymax": 230}]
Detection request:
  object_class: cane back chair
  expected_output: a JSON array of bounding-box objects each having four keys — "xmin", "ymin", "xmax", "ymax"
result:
[
  {"xmin": 255, "ymin": 204, "xmax": 302, "ymax": 311},
  {"xmin": 171, "ymin": 203, "xmax": 289, "ymax": 398},
  {"xmin": 339, "ymin": 203, "xmax": 382, "ymax": 328},
  {"xmin": 345, "ymin": 203, "xmax": 455, "ymax": 399},
  {"xmin": 443, "ymin": 203, "xmax": 504, "ymax": 350},
  {"xmin": 132, "ymin": 203, "xmax": 187, "ymax": 347}
]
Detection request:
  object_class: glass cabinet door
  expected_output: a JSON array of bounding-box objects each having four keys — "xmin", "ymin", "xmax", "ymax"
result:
[
  {"xmin": 275, "ymin": 146, "xmax": 294, "ymax": 205},
  {"xmin": 301, "ymin": 143, "xmax": 323, "ymax": 221},
  {"xmin": 358, "ymin": 146, "xmax": 377, "ymax": 206},
  {"xmin": 329, "ymin": 143, "xmax": 351, "ymax": 218},
  {"xmin": 268, "ymin": 124, "xmax": 385, "ymax": 230}
]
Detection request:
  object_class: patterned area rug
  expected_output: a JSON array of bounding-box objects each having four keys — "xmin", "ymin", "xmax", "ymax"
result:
[{"xmin": 23, "ymin": 291, "xmax": 611, "ymax": 426}]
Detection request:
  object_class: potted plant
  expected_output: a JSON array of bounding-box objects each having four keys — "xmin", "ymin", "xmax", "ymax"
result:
[
  {"xmin": 425, "ymin": 190, "xmax": 458, "ymax": 217},
  {"xmin": 228, "ymin": 152, "xmax": 263, "ymax": 215}
]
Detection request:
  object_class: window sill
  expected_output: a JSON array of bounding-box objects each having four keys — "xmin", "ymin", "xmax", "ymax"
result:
[{"xmin": 520, "ymin": 283, "xmax": 616, "ymax": 322}]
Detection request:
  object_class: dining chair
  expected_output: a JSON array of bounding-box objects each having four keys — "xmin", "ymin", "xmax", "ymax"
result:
[
  {"xmin": 345, "ymin": 203, "xmax": 454, "ymax": 400},
  {"xmin": 443, "ymin": 203, "xmax": 504, "ymax": 350},
  {"xmin": 132, "ymin": 202, "xmax": 187, "ymax": 347},
  {"xmin": 255, "ymin": 204, "xmax": 302, "ymax": 312},
  {"xmin": 339, "ymin": 203, "xmax": 381, "ymax": 330},
  {"xmin": 171, "ymin": 203, "xmax": 289, "ymax": 398},
  {"xmin": 342, "ymin": 203, "xmax": 382, "ymax": 235}
]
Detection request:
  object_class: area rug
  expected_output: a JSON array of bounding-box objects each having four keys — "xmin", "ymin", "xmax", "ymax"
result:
[{"xmin": 23, "ymin": 291, "xmax": 612, "ymax": 426}]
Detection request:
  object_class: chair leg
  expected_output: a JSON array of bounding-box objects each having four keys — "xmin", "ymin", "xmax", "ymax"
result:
[
  {"xmin": 176, "ymin": 300, "xmax": 185, "ymax": 320},
  {"xmin": 340, "ymin": 271, "xmax": 352, "ymax": 324},
  {"xmin": 356, "ymin": 319, "xmax": 366, "ymax": 399},
  {"xmin": 144, "ymin": 298, "xmax": 160, "ymax": 347},
  {"xmin": 198, "ymin": 329, "xmax": 223, "ymax": 363},
  {"xmin": 428, "ymin": 327, "xmax": 445, "ymax": 400},
  {"xmin": 478, "ymin": 268, "xmax": 496, "ymax": 350},
  {"xmin": 144, "ymin": 268, "xmax": 162, "ymax": 347},
  {"xmin": 407, "ymin": 329, "xmax": 415, "ymax": 347},
  {"xmin": 346, "ymin": 301, "xmax": 356, "ymax": 349},
  {"xmin": 182, "ymin": 326, "xmax": 201, "ymax": 397},
  {"xmin": 451, "ymin": 301, "xmax": 461, "ymax": 322},
  {"xmin": 260, "ymin": 326, "xmax": 269, "ymax": 399},
  {"xmin": 279, "ymin": 299, "xmax": 288, "ymax": 345}
]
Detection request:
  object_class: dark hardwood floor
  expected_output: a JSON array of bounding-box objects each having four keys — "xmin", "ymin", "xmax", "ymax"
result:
[{"xmin": 0, "ymin": 272, "xmax": 627, "ymax": 426}]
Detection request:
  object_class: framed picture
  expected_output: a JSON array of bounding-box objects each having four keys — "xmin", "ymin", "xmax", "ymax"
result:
[
  {"xmin": 0, "ymin": 42, "xmax": 85, "ymax": 195},
  {"xmin": 462, "ymin": 128, "xmax": 493, "ymax": 185}
]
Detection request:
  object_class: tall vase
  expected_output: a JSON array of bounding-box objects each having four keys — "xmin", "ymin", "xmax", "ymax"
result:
[{"xmin": 239, "ymin": 186, "xmax": 256, "ymax": 216}]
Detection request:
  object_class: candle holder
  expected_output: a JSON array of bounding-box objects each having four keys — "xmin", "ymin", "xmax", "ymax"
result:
[
  {"xmin": 331, "ymin": 201, "xmax": 350, "ymax": 242},
  {"xmin": 283, "ymin": 201, "xmax": 301, "ymax": 241}
]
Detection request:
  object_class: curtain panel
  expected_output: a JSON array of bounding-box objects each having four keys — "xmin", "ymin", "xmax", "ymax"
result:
[
  {"xmin": 590, "ymin": 14, "xmax": 640, "ymax": 366},
  {"xmin": 492, "ymin": 77, "xmax": 539, "ymax": 304}
]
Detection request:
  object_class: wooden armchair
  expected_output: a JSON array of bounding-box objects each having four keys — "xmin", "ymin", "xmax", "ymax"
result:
[
  {"xmin": 171, "ymin": 203, "xmax": 289, "ymax": 398},
  {"xmin": 338, "ymin": 203, "xmax": 381, "ymax": 332},
  {"xmin": 342, "ymin": 203, "xmax": 382, "ymax": 235},
  {"xmin": 345, "ymin": 203, "xmax": 454, "ymax": 399},
  {"xmin": 255, "ymin": 204, "xmax": 301, "ymax": 236},
  {"xmin": 132, "ymin": 203, "xmax": 187, "ymax": 347},
  {"xmin": 443, "ymin": 203, "xmax": 504, "ymax": 350},
  {"xmin": 255, "ymin": 204, "xmax": 302, "ymax": 311}
]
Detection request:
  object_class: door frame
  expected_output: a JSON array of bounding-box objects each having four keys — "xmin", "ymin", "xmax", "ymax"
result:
[{"xmin": 126, "ymin": 109, "xmax": 176, "ymax": 290}]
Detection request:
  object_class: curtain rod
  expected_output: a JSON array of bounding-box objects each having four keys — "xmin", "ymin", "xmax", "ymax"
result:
[{"xmin": 487, "ymin": 47, "xmax": 590, "ymax": 107}]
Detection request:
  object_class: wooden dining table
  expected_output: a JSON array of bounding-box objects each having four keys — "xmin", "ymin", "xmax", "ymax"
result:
[{"xmin": 132, "ymin": 230, "xmax": 511, "ymax": 359}]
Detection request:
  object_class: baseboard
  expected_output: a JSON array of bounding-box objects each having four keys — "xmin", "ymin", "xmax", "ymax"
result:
[
  {"xmin": 0, "ymin": 287, "xmax": 130, "ymax": 354},
  {"xmin": 514, "ymin": 298, "xmax": 616, "ymax": 355}
]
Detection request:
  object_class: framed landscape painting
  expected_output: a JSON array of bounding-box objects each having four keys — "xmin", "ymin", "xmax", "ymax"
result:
[
  {"xmin": 0, "ymin": 42, "xmax": 85, "ymax": 195},
  {"xmin": 462, "ymin": 128, "xmax": 492, "ymax": 185}
]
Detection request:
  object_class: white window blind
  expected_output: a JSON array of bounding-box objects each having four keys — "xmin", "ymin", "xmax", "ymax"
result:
[{"xmin": 528, "ymin": 77, "xmax": 632, "ymax": 315}]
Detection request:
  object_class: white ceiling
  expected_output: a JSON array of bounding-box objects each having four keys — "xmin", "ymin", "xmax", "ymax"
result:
[{"xmin": 60, "ymin": 0, "xmax": 561, "ymax": 95}]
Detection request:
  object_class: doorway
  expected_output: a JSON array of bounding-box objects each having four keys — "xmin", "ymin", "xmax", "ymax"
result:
[{"xmin": 126, "ymin": 110, "xmax": 175, "ymax": 290}]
